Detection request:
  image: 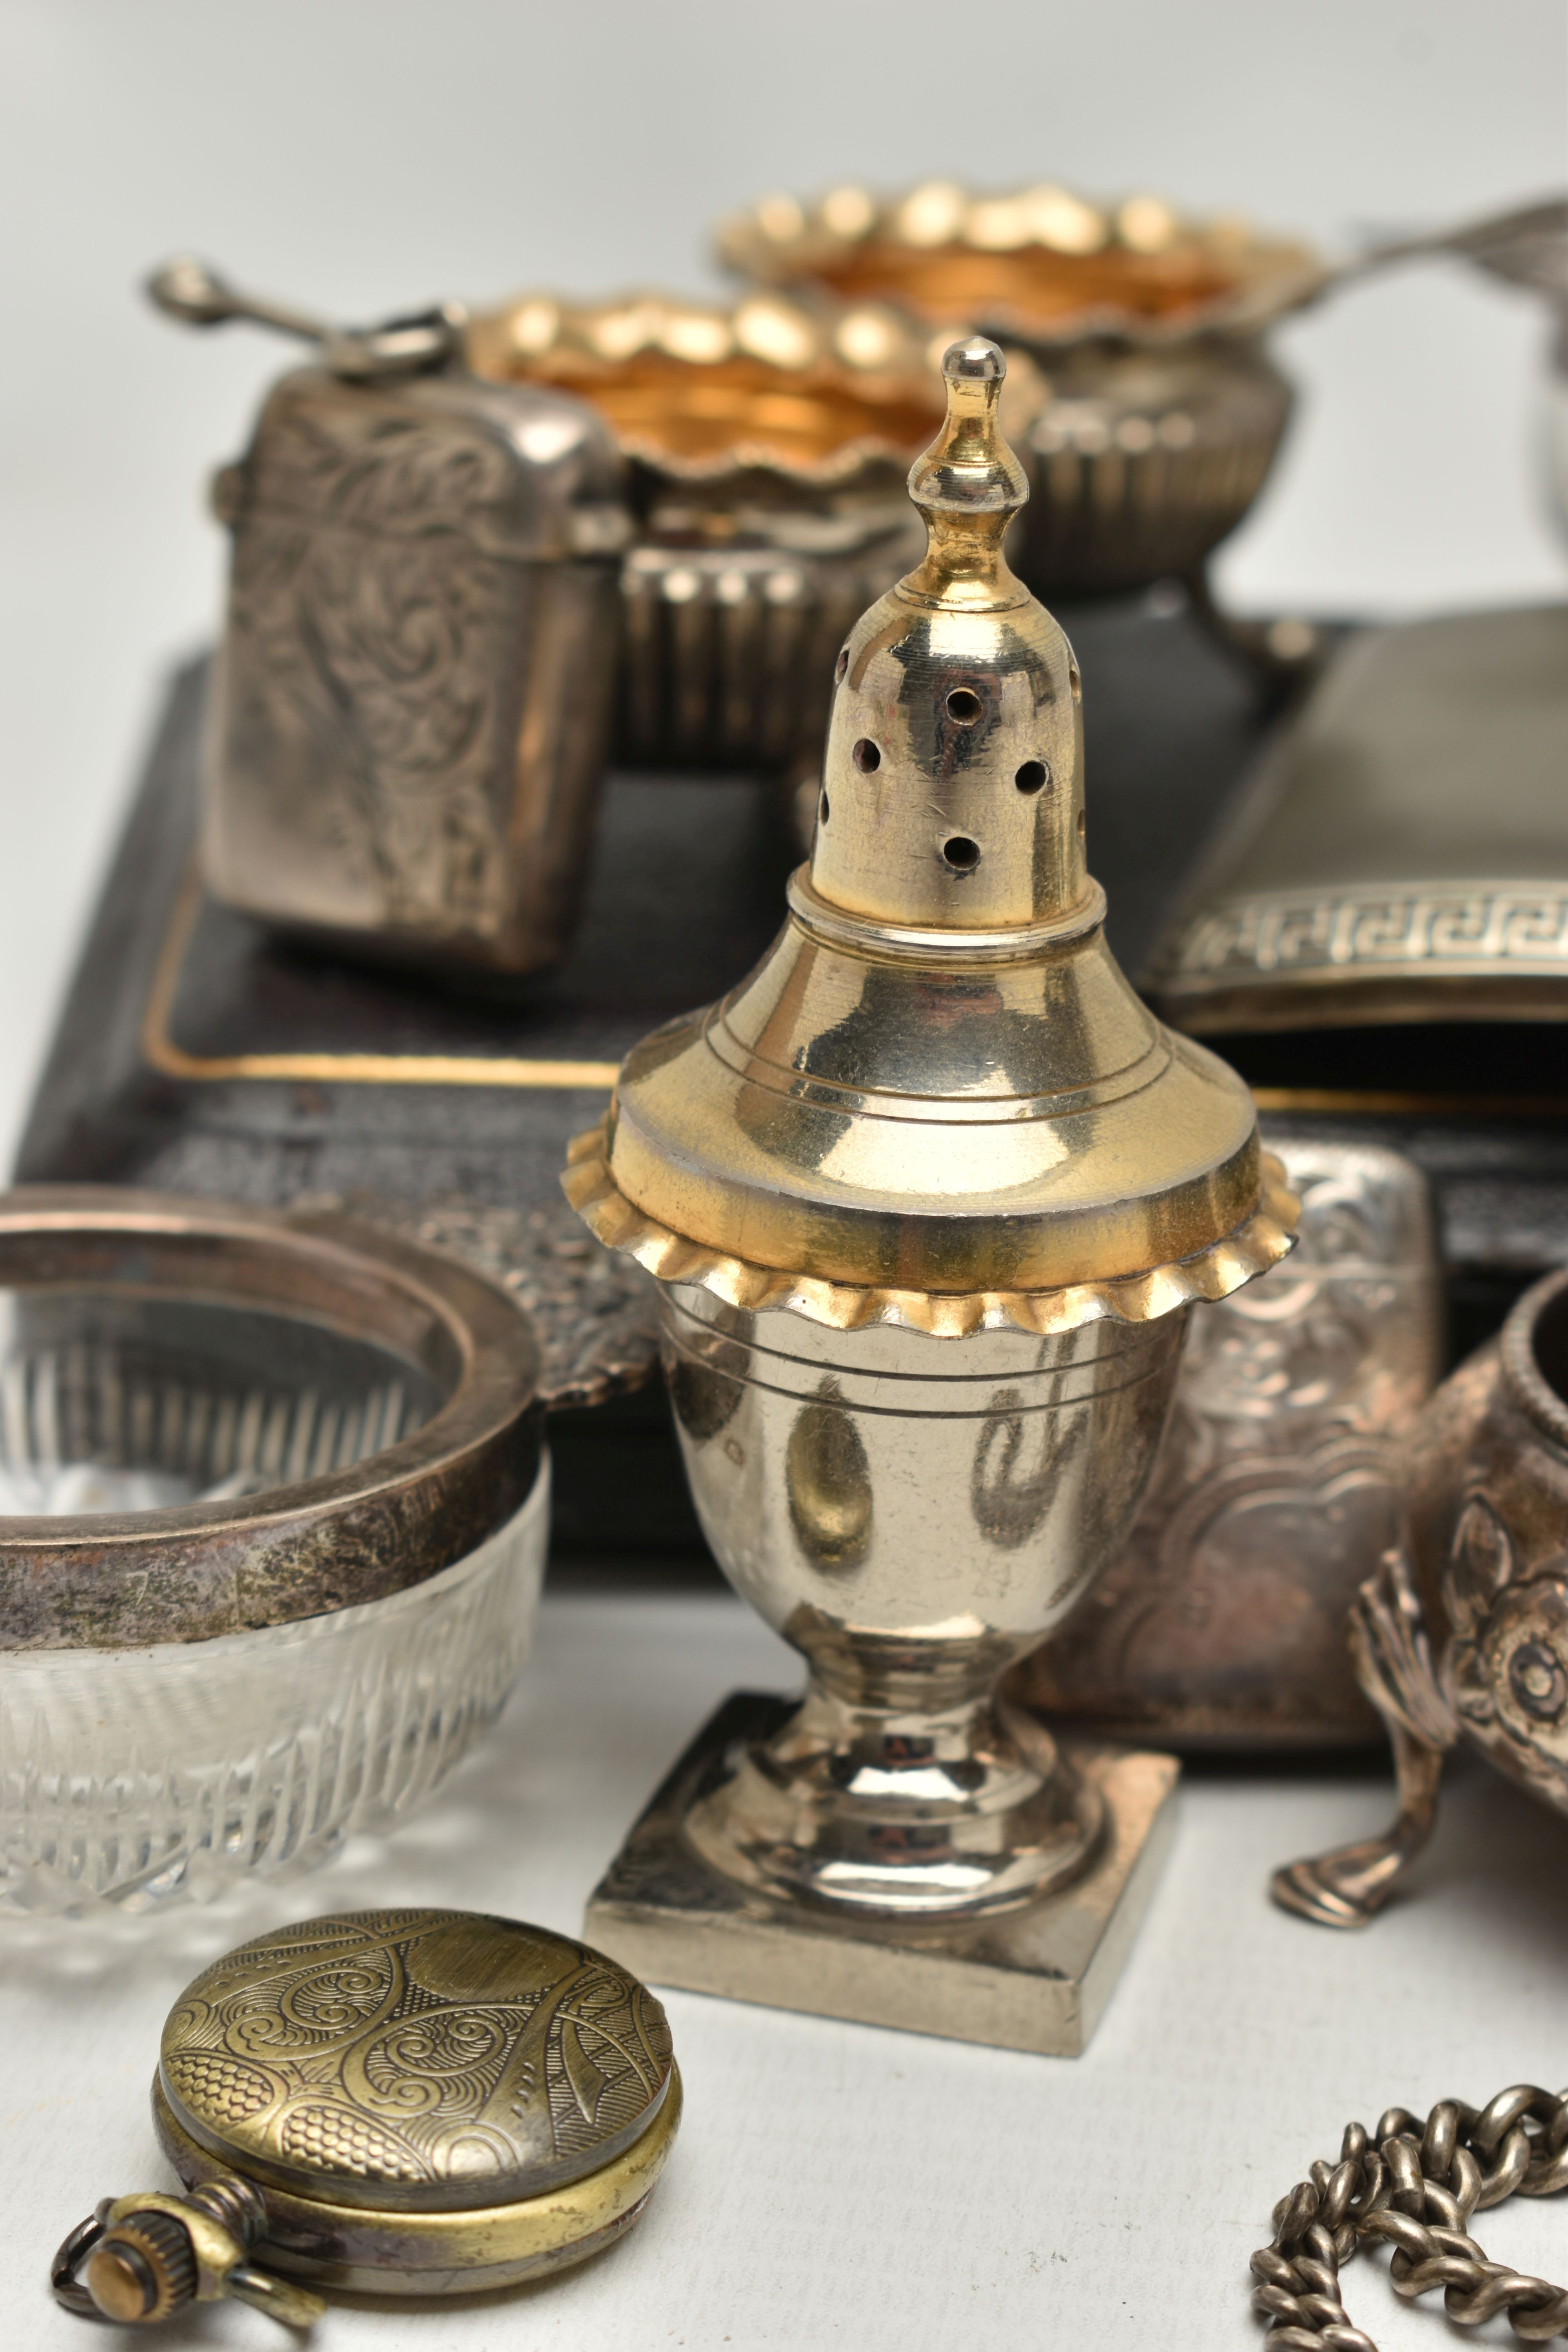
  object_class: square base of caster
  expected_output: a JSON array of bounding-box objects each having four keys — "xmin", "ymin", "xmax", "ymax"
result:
[{"xmin": 583, "ymin": 1690, "xmax": 1179, "ymax": 2057}]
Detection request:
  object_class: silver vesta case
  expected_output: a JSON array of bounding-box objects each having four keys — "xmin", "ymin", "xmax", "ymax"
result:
[{"xmin": 203, "ymin": 364, "xmax": 629, "ymax": 979}]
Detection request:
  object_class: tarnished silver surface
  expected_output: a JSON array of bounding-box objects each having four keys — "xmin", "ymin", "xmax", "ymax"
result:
[
  {"xmin": 617, "ymin": 514, "xmax": 923, "ymax": 771},
  {"xmin": 1011, "ymin": 338, "xmax": 1294, "ymax": 599},
  {"xmin": 0, "ymin": 1186, "xmax": 542, "ymax": 1651},
  {"xmin": 1148, "ymin": 607, "xmax": 1568, "ymax": 1031},
  {"xmin": 155, "ymin": 261, "xmax": 937, "ymax": 786},
  {"xmin": 660, "ymin": 1281, "xmax": 1186, "ymax": 1915},
  {"xmin": 1014, "ymin": 1137, "xmax": 1441, "ymax": 1750},
  {"xmin": 715, "ymin": 180, "xmax": 1322, "ymax": 616},
  {"xmin": 1274, "ymin": 1265, "xmax": 1568, "ymax": 1928},
  {"xmin": 585, "ymin": 1693, "xmax": 1177, "ymax": 2056},
  {"xmin": 150, "ymin": 257, "xmax": 632, "ymax": 980},
  {"xmin": 301, "ymin": 1192, "xmax": 661, "ymax": 1412},
  {"xmin": 147, "ymin": 254, "xmax": 466, "ymax": 380},
  {"xmin": 465, "ymin": 285, "xmax": 940, "ymax": 773},
  {"xmin": 1343, "ymin": 193, "xmax": 1568, "ymax": 299},
  {"xmin": 1252, "ymin": 2085, "xmax": 1568, "ymax": 2349},
  {"xmin": 201, "ymin": 368, "xmax": 627, "ymax": 982}
]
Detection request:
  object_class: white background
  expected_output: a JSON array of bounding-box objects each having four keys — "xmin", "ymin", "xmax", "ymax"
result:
[{"xmin": 0, "ymin": 0, "xmax": 1564, "ymax": 1164}]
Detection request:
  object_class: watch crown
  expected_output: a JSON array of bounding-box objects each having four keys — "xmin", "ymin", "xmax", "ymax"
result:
[
  {"xmin": 57, "ymin": 2174, "xmax": 324, "ymax": 2333},
  {"xmin": 84, "ymin": 2209, "xmax": 196, "ymax": 2325}
]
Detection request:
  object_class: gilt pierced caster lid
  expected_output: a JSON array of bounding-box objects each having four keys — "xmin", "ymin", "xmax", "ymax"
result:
[
  {"xmin": 53, "ymin": 1909, "xmax": 681, "ymax": 2327},
  {"xmin": 566, "ymin": 336, "xmax": 1297, "ymax": 1336}
]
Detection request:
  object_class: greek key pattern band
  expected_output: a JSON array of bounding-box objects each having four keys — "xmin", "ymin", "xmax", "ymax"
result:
[{"xmin": 1161, "ymin": 884, "xmax": 1568, "ymax": 989}]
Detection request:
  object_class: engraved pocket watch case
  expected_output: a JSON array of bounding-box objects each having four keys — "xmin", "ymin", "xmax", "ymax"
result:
[{"xmin": 53, "ymin": 1907, "xmax": 681, "ymax": 2325}]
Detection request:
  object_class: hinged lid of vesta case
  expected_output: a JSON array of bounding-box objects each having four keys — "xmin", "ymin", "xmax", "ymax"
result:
[{"xmin": 566, "ymin": 336, "xmax": 1296, "ymax": 1335}]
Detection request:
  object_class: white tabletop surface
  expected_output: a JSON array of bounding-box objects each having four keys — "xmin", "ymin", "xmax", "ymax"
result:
[{"xmin": 10, "ymin": 1588, "xmax": 1568, "ymax": 2352}]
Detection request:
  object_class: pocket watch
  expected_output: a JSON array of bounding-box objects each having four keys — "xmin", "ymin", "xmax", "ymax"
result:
[{"xmin": 53, "ymin": 1908, "xmax": 680, "ymax": 2328}]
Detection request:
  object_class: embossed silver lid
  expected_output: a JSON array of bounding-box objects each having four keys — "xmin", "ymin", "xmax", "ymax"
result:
[
  {"xmin": 157, "ymin": 1908, "xmax": 675, "ymax": 2214},
  {"xmin": 220, "ymin": 365, "xmax": 631, "ymax": 563}
]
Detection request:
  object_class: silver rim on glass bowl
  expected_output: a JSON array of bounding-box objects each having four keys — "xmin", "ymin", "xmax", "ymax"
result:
[
  {"xmin": 0, "ymin": 1186, "xmax": 547, "ymax": 1912},
  {"xmin": 0, "ymin": 1185, "xmax": 543, "ymax": 1651}
]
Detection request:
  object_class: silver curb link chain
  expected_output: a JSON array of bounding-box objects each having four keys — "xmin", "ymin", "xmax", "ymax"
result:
[{"xmin": 1254, "ymin": 2086, "xmax": 1568, "ymax": 2347}]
